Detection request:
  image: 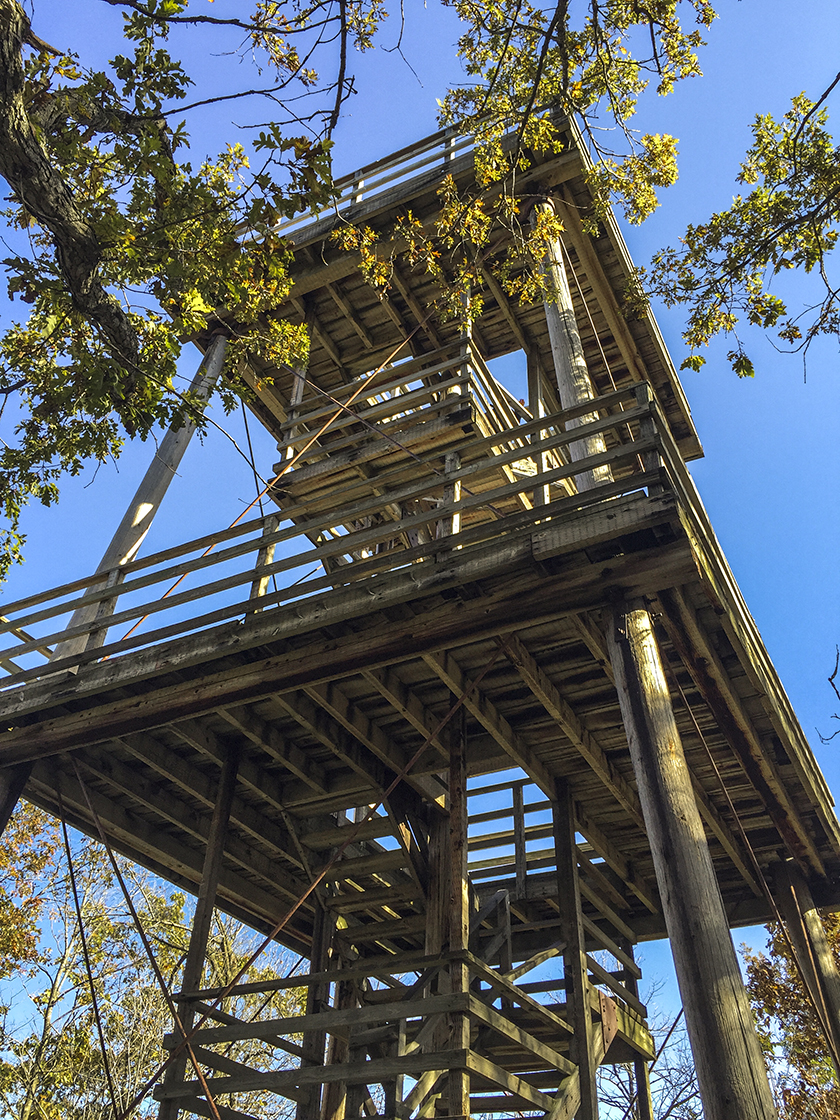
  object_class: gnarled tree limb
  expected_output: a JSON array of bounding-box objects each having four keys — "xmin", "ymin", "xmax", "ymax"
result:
[{"xmin": 0, "ymin": 0, "xmax": 141, "ymax": 423}]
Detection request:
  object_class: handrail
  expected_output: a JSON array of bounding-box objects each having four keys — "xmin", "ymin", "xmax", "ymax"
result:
[
  {"xmin": 273, "ymin": 127, "xmax": 476, "ymax": 242},
  {"xmin": 0, "ymin": 384, "xmax": 660, "ymax": 687}
]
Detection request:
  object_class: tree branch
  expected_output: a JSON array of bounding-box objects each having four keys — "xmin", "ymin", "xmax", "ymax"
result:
[{"xmin": 0, "ymin": 0, "xmax": 142, "ymax": 423}]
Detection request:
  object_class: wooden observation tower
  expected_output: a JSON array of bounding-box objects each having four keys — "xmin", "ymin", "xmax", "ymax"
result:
[{"xmin": 1, "ymin": 118, "xmax": 839, "ymax": 1120}]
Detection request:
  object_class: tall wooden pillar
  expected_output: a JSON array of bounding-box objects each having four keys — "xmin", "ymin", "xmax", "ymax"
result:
[
  {"xmin": 533, "ymin": 199, "xmax": 610, "ymax": 493},
  {"xmin": 52, "ymin": 333, "xmax": 229, "ymax": 665},
  {"xmin": 297, "ymin": 902, "xmax": 336, "ymax": 1120},
  {"xmin": 607, "ymin": 601, "xmax": 776, "ymax": 1120},
  {"xmin": 552, "ymin": 779, "xmax": 599, "ymax": 1120},
  {"xmin": 0, "ymin": 762, "xmax": 31, "ymax": 836},
  {"xmin": 447, "ymin": 704, "xmax": 470, "ymax": 1120},
  {"xmin": 773, "ymin": 859, "xmax": 840, "ymax": 1074},
  {"xmin": 157, "ymin": 743, "xmax": 239, "ymax": 1120}
]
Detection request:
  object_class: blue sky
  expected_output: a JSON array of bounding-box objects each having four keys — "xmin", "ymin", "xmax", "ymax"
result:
[{"xmin": 3, "ymin": 0, "xmax": 839, "ymax": 1012}]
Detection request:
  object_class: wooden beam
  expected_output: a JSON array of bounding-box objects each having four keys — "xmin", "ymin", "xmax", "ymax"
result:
[
  {"xmin": 74, "ymin": 750, "xmax": 304, "ymax": 904},
  {"xmin": 218, "ymin": 705, "xmax": 329, "ymax": 794},
  {"xmin": 158, "ymin": 743, "xmax": 239, "ymax": 1120},
  {"xmin": 422, "ymin": 650, "xmax": 556, "ymax": 796},
  {"xmin": 326, "ymin": 281, "xmax": 375, "ymax": 349},
  {"xmin": 533, "ymin": 198, "xmax": 610, "ymax": 493},
  {"xmin": 479, "ymin": 265, "xmax": 532, "ymax": 354},
  {"xmin": 772, "ymin": 860, "xmax": 840, "ymax": 1076},
  {"xmin": 553, "ymin": 780, "xmax": 599, "ymax": 1120},
  {"xmin": 361, "ymin": 666, "xmax": 450, "ymax": 764},
  {"xmin": 0, "ymin": 762, "xmax": 31, "ymax": 835},
  {"xmin": 117, "ymin": 730, "xmax": 302, "ymax": 869},
  {"xmin": 658, "ymin": 586, "xmax": 825, "ymax": 875},
  {"xmin": 273, "ymin": 689, "xmax": 384, "ymax": 792},
  {"xmin": 504, "ymin": 634, "xmax": 645, "ymax": 827},
  {"xmin": 32, "ymin": 763, "xmax": 307, "ymax": 944},
  {"xmin": 390, "ymin": 264, "xmax": 444, "ymax": 349},
  {"xmin": 292, "ymin": 296, "xmax": 345, "ymax": 374},
  {"xmin": 0, "ymin": 534, "xmax": 697, "ymax": 756},
  {"xmin": 303, "ymin": 680, "xmax": 443, "ymax": 802},
  {"xmin": 554, "ymin": 189, "xmax": 648, "ymax": 384},
  {"xmin": 607, "ymin": 601, "xmax": 776, "ymax": 1120},
  {"xmin": 448, "ymin": 705, "xmax": 471, "ymax": 1119}
]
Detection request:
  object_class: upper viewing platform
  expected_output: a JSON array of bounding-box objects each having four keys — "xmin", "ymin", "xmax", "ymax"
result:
[{"xmin": 236, "ymin": 114, "xmax": 702, "ymax": 464}]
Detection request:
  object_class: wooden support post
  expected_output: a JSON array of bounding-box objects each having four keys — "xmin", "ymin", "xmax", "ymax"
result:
[
  {"xmin": 447, "ymin": 703, "xmax": 470, "ymax": 1120},
  {"xmin": 297, "ymin": 902, "xmax": 336, "ymax": 1120},
  {"xmin": 532, "ymin": 200, "xmax": 610, "ymax": 494},
  {"xmin": 607, "ymin": 602, "xmax": 776, "ymax": 1120},
  {"xmin": 513, "ymin": 783, "xmax": 527, "ymax": 901},
  {"xmin": 552, "ymin": 779, "xmax": 599, "ymax": 1120},
  {"xmin": 619, "ymin": 938, "xmax": 654, "ymax": 1120},
  {"xmin": 281, "ymin": 367, "xmax": 307, "ymax": 460},
  {"xmin": 52, "ymin": 334, "xmax": 229, "ymax": 664},
  {"xmin": 158, "ymin": 743, "xmax": 239, "ymax": 1120},
  {"xmin": 0, "ymin": 762, "xmax": 31, "ymax": 836},
  {"xmin": 437, "ymin": 451, "xmax": 461, "ymax": 542},
  {"xmin": 527, "ymin": 352, "xmax": 551, "ymax": 507},
  {"xmin": 249, "ymin": 513, "xmax": 281, "ymax": 610},
  {"xmin": 773, "ymin": 859, "xmax": 840, "ymax": 1075},
  {"xmin": 320, "ymin": 970, "xmax": 353, "ymax": 1120}
]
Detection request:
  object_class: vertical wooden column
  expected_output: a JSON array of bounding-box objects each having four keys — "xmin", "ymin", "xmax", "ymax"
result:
[
  {"xmin": 618, "ymin": 938, "xmax": 654, "ymax": 1120},
  {"xmin": 552, "ymin": 779, "xmax": 599, "ymax": 1120},
  {"xmin": 280, "ymin": 367, "xmax": 307, "ymax": 460},
  {"xmin": 297, "ymin": 902, "xmax": 336, "ymax": 1120},
  {"xmin": 438, "ymin": 451, "xmax": 461, "ymax": 542},
  {"xmin": 0, "ymin": 762, "xmax": 31, "ymax": 836},
  {"xmin": 447, "ymin": 703, "xmax": 471, "ymax": 1120},
  {"xmin": 157, "ymin": 744, "xmax": 239, "ymax": 1120},
  {"xmin": 607, "ymin": 601, "xmax": 777, "ymax": 1120},
  {"xmin": 773, "ymin": 860, "xmax": 840, "ymax": 1074},
  {"xmin": 527, "ymin": 352, "xmax": 550, "ymax": 506},
  {"xmin": 532, "ymin": 200, "xmax": 610, "ymax": 493},
  {"xmin": 52, "ymin": 333, "xmax": 229, "ymax": 665}
]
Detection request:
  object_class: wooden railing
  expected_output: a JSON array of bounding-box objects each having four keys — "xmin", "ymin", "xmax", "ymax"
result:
[
  {"xmin": 273, "ymin": 125, "xmax": 476, "ymax": 242},
  {"xmin": 158, "ymin": 948, "xmax": 581, "ymax": 1115},
  {"xmin": 0, "ymin": 378, "xmax": 681, "ymax": 688}
]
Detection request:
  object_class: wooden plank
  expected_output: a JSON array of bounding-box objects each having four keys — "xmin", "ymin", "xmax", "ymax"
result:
[
  {"xmin": 182, "ymin": 950, "xmax": 442, "ymax": 1001},
  {"xmin": 176, "ymin": 992, "xmax": 471, "ymax": 1048},
  {"xmin": 464, "ymin": 1051, "xmax": 554, "ymax": 1112},
  {"xmin": 584, "ymin": 955, "xmax": 647, "ymax": 1018},
  {"xmin": 423, "ymin": 650, "xmax": 556, "ymax": 797},
  {"xmin": 580, "ymin": 914, "xmax": 640, "ymax": 979},
  {"xmin": 467, "ymin": 994, "xmax": 576, "ymax": 1076},
  {"xmin": 504, "ymin": 943, "xmax": 565, "ymax": 984},
  {"xmin": 158, "ymin": 1049, "xmax": 471, "ymax": 1100},
  {"xmin": 464, "ymin": 954, "xmax": 574, "ymax": 1037}
]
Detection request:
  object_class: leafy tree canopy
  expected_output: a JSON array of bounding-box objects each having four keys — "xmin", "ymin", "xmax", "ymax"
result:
[
  {"xmin": 745, "ymin": 919, "xmax": 840, "ymax": 1119},
  {"xmin": 0, "ymin": 801, "xmax": 302, "ymax": 1119}
]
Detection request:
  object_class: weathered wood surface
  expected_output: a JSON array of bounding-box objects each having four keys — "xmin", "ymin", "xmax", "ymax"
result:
[{"xmin": 608, "ymin": 602, "xmax": 777, "ymax": 1120}]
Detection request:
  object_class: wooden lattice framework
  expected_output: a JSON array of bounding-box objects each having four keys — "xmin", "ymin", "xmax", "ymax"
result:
[{"xmin": 0, "ymin": 116, "xmax": 838, "ymax": 1120}]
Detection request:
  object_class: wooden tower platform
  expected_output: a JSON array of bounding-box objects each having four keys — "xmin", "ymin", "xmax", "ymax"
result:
[{"xmin": 0, "ymin": 117, "xmax": 838, "ymax": 1120}]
